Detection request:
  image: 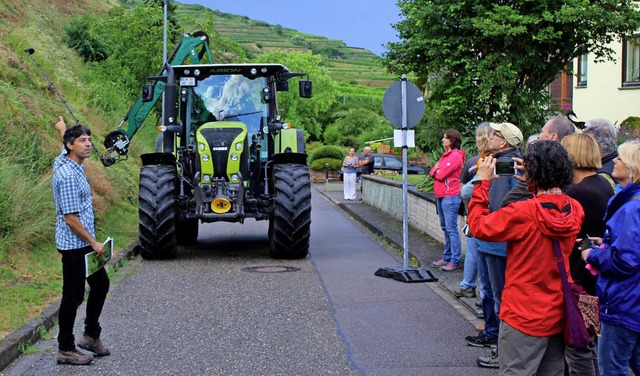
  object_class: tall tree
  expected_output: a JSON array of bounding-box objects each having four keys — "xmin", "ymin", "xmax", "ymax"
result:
[
  {"xmin": 143, "ymin": 0, "xmax": 181, "ymax": 43},
  {"xmin": 382, "ymin": 0, "xmax": 640, "ymax": 141}
]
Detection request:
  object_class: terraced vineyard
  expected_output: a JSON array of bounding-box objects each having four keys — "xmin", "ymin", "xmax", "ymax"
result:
[{"xmin": 176, "ymin": 4, "xmax": 398, "ymax": 88}]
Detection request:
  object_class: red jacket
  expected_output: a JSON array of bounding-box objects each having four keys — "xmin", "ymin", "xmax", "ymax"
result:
[
  {"xmin": 468, "ymin": 180, "xmax": 584, "ymax": 336},
  {"xmin": 429, "ymin": 149, "xmax": 465, "ymax": 198}
]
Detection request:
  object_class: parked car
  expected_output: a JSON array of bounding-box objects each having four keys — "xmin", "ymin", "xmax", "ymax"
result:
[
  {"xmin": 339, "ymin": 153, "xmax": 425, "ymax": 181},
  {"xmin": 373, "ymin": 153, "xmax": 426, "ymax": 174}
]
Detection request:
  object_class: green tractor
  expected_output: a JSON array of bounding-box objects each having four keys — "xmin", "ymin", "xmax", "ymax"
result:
[{"xmin": 102, "ymin": 32, "xmax": 313, "ymax": 259}]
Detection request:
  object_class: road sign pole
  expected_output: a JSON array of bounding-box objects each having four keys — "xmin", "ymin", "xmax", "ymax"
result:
[
  {"xmin": 401, "ymin": 75, "xmax": 409, "ymax": 269},
  {"xmin": 376, "ymin": 75, "xmax": 437, "ymax": 283}
]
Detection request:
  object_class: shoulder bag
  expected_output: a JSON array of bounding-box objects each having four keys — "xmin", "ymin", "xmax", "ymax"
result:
[{"xmin": 552, "ymin": 239, "xmax": 599, "ymax": 350}]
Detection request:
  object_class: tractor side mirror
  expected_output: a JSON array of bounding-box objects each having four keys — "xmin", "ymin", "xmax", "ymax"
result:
[
  {"xmin": 299, "ymin": 80, "xmax": 313, "ymax": 98},
  {"xmin": 142, "ymin": 83, "xmax": 154, "ymax": 102}
]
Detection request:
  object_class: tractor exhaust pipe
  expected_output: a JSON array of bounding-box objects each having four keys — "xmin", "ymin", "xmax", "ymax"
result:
[{"xmin": 23, "ymin": 48, "xmax": 114, "ymax": 166}]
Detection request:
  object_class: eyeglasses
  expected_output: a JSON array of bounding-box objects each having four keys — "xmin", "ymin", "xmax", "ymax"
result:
[{"xmin": 490, "ymin": 131, "xmax": 504, "ymax": 140}]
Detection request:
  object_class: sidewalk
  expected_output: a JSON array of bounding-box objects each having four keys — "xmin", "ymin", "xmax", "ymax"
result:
[{"xmin": 313, "ymin": 181, "xmax": 481, "ymax": 319}]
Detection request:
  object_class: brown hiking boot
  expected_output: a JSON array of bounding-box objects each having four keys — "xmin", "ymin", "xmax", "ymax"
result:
[
  {"xmin": 57, "ymin": 348, "xmax": 94, "ymax": 365},
  {"xmin": 453, "ymin": 286, "xmax": 476, "ymax": 298},
  {"xmin": 77, "ymin": 335, "xmax": 111, "ymax": 356}
]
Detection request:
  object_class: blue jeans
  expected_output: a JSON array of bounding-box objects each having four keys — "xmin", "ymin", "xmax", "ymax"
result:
[
  {"xmin": 436, "ymin": 196, "xmax": 462, "ymax": 265},
  {"xmin": 460, "ymin": 236, "xmax": 478, "ymax": 290},
  {"xmin": 477, "ymin": 251, "xmax": 499, "ymax": 339},
  {"xmin": 598, "ymin": 322, "xmax": 640, "ymax": 375},
  {"xmin": 485, "ymin": 253, "xmax": 507, "ymax": 315}
]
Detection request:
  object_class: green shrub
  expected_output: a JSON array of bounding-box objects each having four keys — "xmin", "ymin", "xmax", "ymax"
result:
[
  {"xmin": 309, "ymin": 157, "xmax": 342, "ymax": 171},
  {"xmin": 619, "ymin": 116, "xmax": 640, "ymax": 141},
  {"xmin": 308, "ymin": 145, "xmax": 345, "ymax": 163},
  {"xmin": 305, "ymin": 141, "xmax": 324, "ymax": 156}
]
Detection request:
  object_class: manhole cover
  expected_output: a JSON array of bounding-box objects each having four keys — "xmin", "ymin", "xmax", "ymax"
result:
[{"xmin": 241, "ymin": 266, "xmax": 300, "ymax": 273}]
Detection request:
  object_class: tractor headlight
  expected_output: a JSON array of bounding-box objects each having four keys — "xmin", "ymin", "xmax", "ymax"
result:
[
  {"xmin": 231, "ymin": 174, "xmax": 239, "ymax": 182},
  {"xmin": 235, "ymin": 142, "xmax": 243, "ymax": 151},
  {"xmin": 199, "ymin": 143, "xmax": 205, "ymax": 151},
  {"xmin": 231, "ymin": 154, "xmax": 238, "ymax": 161},
  {"xmin": 202, "ymin": 154, "xmax": 210, "ymax": 162},
  {"xmin": 203, "ymin": 174, "xmax": 211, "ymax": 182}
]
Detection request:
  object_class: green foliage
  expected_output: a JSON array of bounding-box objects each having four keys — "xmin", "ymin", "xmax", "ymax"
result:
[
  {"xmin": 416, "ymin": 175, "xmax": 435, "ymax": 192},
  {"xmin": 323, "ymin": 107, "xmax": 383, "ymax": 148},
  {"xmin": 309, "ymin": 157, "xmax": 342, "ymax": 172},
  {"xmin": 65, "ymin": 6, "xmax": 165, "ymax": 98},
  {"xmin": 64, "ymin": 16, "xmax": 108, "ymax": 62},
  {"xmin": 383, "ymin": 0, "xmax": 640, "ymax": 143},
  {"xmin": 309, "ymin": 145, "xmax": 345, "ymax": 163},
  {"xmin": 619, "ymin": 116, "xmax": 640, "ymax": 141},
  {"xmin": 255, "ymin": 51, "xmax": 339, "ymax": 140}
]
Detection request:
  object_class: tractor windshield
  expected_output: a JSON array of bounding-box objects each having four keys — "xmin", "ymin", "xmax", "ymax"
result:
[{"xmin": 193, "ymin": 74, "xmax": 268, "ymax": 137}]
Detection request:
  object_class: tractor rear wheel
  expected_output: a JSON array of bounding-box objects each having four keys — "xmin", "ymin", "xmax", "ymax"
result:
[
  {"xmin": 138, "ymin": 163, "xmax": 178, "ymax": 259},
  {"xmin": 269, "ymin": 163, "xmax": 311, "ymax": 259}
]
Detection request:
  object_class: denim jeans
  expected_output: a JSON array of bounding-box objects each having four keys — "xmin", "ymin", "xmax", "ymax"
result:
[
  {"xmin": 436, "ymin": 196, "xmax": 462, "ymax": 265},
  {"xmin": 477, "ymin": 251, "xmax": 499, "ymax": 339},
  {"xmin": 485, "ymin": 253, "xmax": 507, "ymax": 315},
  {"xmin": 460, "ymin": 236, "xmax": 478, "ymax": 290},
  {"xmin": 598, "ymin": 322, "xmax": 640, "ymax": 375},
  {"xmin": 58, "ymin": 246, "xmax": 110, "ymax": 351}
]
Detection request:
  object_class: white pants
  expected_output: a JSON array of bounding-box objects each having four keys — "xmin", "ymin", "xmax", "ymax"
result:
[{"xmin": 343, "ymin": 173, "xmax": 357, "ymax": 200}]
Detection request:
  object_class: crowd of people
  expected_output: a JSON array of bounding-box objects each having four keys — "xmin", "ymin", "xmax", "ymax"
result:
[{"xmin": 428, "ymin": 117, "xmax": 640, "ymax": 375}]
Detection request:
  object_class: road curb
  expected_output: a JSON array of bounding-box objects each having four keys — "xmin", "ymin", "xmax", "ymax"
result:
[{"xmin": 0, "ymin": 245, "xmax": 139, "ymax": 371}]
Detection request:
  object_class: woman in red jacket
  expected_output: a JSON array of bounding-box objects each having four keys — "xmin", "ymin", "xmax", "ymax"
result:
[
  {"xmin": 468, "ymin": 140, "xmax": 584, "ymax": 375},
  {"xmin": 430, "ymin": 129, "xmax": 466, "ymax": 271}
]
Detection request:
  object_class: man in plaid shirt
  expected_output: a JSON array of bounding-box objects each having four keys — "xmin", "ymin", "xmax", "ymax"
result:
[{"xmin": 52, "ymin": 117, "xmax": 110, "ymax": 365}]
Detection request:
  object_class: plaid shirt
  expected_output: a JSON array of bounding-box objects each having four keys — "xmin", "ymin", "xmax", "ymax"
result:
[{"xmin": 52, "ymin": 153, "xmax": 95, "ymax": 250}]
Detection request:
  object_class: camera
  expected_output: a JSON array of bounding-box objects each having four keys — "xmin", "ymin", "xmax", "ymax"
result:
[
  {"xmin": 494, "ymin": 160, "xmax": 517, "ymax": 176},
  {"xmin": 580, "ymin": 235, "xmax": 594, "ymax": 251}
]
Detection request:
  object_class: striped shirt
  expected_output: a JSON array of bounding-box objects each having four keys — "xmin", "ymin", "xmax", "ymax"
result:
[{"xmin": 52, "ymin": 153, "xmax": 95, "ymax": 250}]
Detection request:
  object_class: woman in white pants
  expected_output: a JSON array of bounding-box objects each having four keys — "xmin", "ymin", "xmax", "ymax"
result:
[{"xmin": 342, "ymin": 147, "xmax": 359, "ymax": 200}]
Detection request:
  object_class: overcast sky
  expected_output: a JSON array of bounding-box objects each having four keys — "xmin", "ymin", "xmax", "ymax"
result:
[{"xmin": 178, "ymin": 0, "xmax": 402, "ymax": 56}]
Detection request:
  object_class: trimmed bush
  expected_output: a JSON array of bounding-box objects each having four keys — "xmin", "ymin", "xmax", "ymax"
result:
[
  {"xmin": 309, "ymin": 145, "xmax": 345, "ymax": 163},
  {"xmin": 619, "ymin": 116, "xmax": 640, "ymax": 141},
  {"xmin": 309, "ymin": 157, "xmax": 342, "ymax": 171}
]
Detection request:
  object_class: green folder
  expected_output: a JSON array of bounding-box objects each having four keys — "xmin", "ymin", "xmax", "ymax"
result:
[{"xmin": 85, "ymin": 237, "xmax": 113, "ymax": 278}]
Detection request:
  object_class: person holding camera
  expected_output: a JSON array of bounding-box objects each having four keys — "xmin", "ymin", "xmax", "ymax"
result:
[
  {"xmin": 581, "ymin": 140, "xmax": 640, "ymax": 376},
  {"xmin": 342, "ymin": 147, "xmax": 360, "ymax": 200},
  {"xmin": 468, "ymin": 140, "xmax": 584, "ymax": 375},
  {"xmin": 464, "ymin": 122, "xmax": 522, "ymax": 368}
]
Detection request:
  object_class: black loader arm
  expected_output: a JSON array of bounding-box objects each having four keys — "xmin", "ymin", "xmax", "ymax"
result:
[{"xmin": 102, "ymin": 31, "xmax": 213, "ymax": 166}]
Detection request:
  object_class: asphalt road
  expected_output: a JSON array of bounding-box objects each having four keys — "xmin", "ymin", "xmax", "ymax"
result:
[{"xmin": 3, "ymin": 190, "xmax": 496, "ymax": 375}]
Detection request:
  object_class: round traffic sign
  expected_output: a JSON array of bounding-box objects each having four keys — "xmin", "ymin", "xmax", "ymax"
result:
[{"xmin": 382, "ymin": 80, "xmax": 425, "ymax": 129}]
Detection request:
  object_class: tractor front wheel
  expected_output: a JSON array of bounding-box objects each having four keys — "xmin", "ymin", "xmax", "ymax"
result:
[
  {"xmin": 138, "ymin": 163, "xmax": 178, "ymax": 259},
  {"xmin": 269, "ymin": 163, "xmax": 311, "ymax": 259}
]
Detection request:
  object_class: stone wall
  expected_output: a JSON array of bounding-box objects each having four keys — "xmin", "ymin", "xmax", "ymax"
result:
[{"xmin": 361, "ymin": 175, "xmax": 467, "ymax": 253}]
